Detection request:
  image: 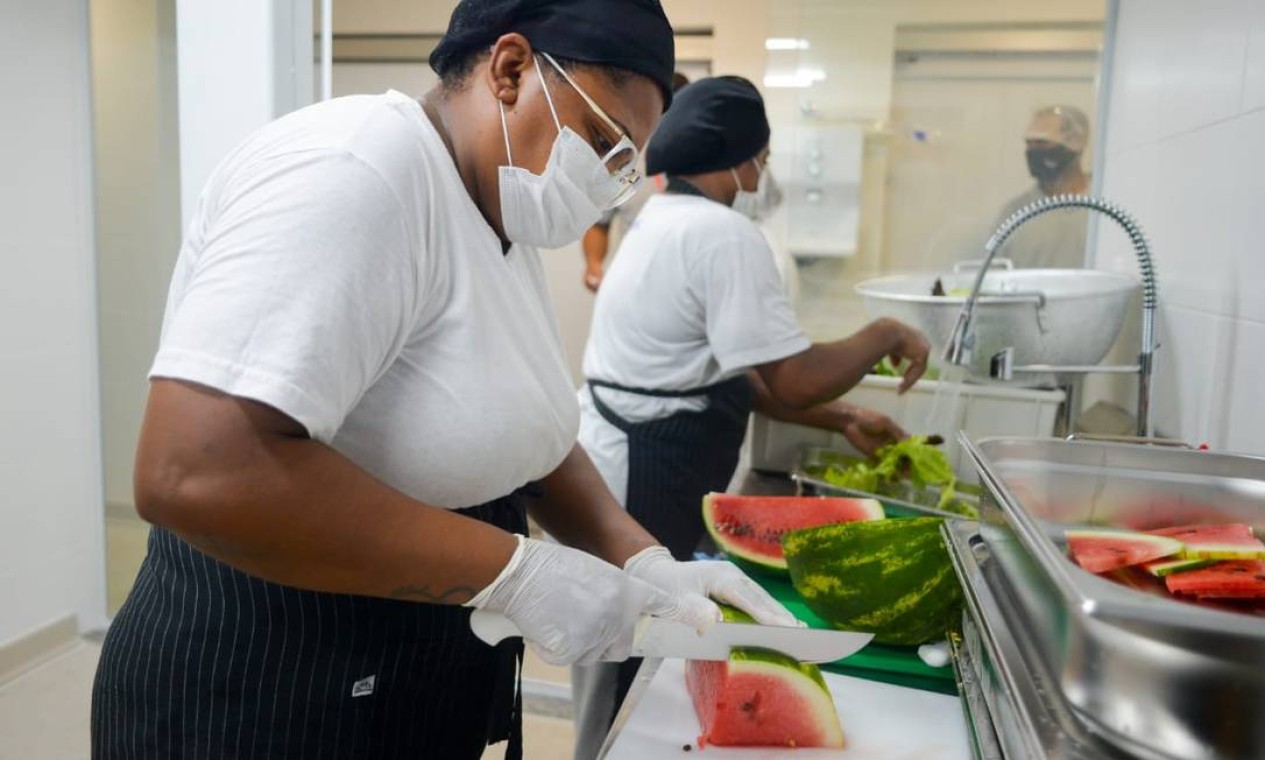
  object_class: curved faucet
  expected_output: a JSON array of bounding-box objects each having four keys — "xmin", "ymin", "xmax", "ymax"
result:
[{"xmin": 943, "ymin": 194, "xmax": 1158, "ymax": 437}]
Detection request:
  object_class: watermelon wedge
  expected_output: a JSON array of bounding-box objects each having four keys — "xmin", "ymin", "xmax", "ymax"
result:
[
  {"xmin": 1165, "ymin": 560, "xmax": 1265, "ymax": 599},
  {"xmin": 1142, "ymin": 557, "xmax": 1215, "ymax": 578},
  {"xmin": 1065, "ymin": 529, "xmax": 1183, "ymax": 574},
  {"xmin": 703, "ymin": 493, "xmax": 884, "ymax": 574},
  {"xmin": 686, "ymin": 607, "xmax": 845, "ymax": 749},
  {"xmin": 1149, "ymin": 523, "xmax": 1265, "ymax": 560}
]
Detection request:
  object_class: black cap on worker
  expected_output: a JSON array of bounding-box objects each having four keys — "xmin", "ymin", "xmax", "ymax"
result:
[
  {"xmin": 645, "ymin": 76, "xmax": 770, "ymax": 176},
  {"xmin": 430, "ymin": 0, "xmax": 678, "ymax": 110}
]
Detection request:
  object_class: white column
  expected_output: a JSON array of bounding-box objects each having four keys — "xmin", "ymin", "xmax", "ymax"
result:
[
  {"xmin": 175, "ymin": 0, "xmax": 313, "ymax": 226},
  {"xmin": 0, "ymin": 0, "xmax": 108, "ymax": 639}
]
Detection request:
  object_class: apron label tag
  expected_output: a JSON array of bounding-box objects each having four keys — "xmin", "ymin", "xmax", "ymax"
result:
[{"xmin": 351, "ymin": 675, "xmax": 376, "ymax": 698}]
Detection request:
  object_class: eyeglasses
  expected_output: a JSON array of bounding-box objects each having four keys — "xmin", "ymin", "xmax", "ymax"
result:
[{"xmin": 539, "ymin": 51, "xmax": 642, "ymax": 208}]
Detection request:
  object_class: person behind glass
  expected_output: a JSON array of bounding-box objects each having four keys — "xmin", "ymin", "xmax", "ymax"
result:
[
  {"xmin": 88, "ymin": 2, "xmax": 797, "ymax": 759},
  {"xmin": 581, "ymin": 71, "xmax": 690, "ymax": 291},
  {"xmin": 993, "ymin": 104, "xmax": 1093, "ymax": 269},
  {"xmin": 569, "ymin": 76, "xmax": 932, "ymax": 760}
]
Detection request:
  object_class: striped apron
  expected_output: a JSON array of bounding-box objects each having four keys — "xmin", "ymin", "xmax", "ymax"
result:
[{"xmin": 91, "ymin": 496, "xmax": 527, "ymax": 760}]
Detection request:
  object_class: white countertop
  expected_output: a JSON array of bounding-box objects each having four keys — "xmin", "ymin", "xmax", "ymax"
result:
[{"xmin": 602, "ymin": 659, "xmax": 971, "ymax": 759}]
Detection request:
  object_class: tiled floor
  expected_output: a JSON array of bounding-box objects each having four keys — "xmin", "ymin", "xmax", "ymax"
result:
[
  {"xmin": 26, "ymin": 515, "xmax": 577, "ymax": 758},
  {"xmin": 0, "ymin": 642, "xmax": 99, "ymax": 760},
  {"xmin": 0, "ymin": 639, "xmax": 575, "ymax": 759}
]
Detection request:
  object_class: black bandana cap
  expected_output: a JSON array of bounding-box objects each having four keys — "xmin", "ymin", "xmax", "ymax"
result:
[
  {"xmin": 430, "ymin": 0, "xmax": 677, "ymax": 110},
  {"xmin": 645, "ymin": 76, "xmax": 770, "ymax": 176}
]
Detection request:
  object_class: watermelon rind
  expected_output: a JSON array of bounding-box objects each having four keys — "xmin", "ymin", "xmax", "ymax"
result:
[
  {"xmin": 702, "ymin": 493, "xmax": 884, "ymax": 574},
  {"xmin": 715, "ymin": 607, "xmax": 836, "ymax": 696},
  {"xmin": 1150, "ymin": 524, "xmax": 1265, "ymax": 561},
  {"xmin": 1065, "ymin": 529, "xmax": 1183, "ymax": 573},
  {"xmin": 1180, "ymin": 544, "xmax": 1265, "ymax": 561},
  {"xmin": 783, "ymin": 517, "xmax": 962, "ymax": 646},
  {"xmin": 1142, "ymin": 557, "xmax": 1216, "ymax": 578}
]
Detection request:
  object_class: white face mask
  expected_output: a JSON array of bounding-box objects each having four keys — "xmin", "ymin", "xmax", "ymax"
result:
[
  {"xmin": 730, "ymin": 158, "xmax": 778, "ymax": 221},
  {"xmin": 498, "ymin": 54, "xmax": 637, "ymax": 249}
]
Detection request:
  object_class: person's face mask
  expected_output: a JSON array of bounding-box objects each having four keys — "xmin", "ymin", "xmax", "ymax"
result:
[
  {"xmin": 497, "ymin": 52, "xmax": 642, "ymax": 249},
  {"xmin": 730, "ymin": 158, "xmax": 778, "ymax": 221},
  {"xmin": 1025, "ymin": 144, "xmax": 1078, "ymax": 183}
]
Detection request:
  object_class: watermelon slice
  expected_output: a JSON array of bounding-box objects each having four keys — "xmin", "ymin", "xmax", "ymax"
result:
[
  {"xmin": 1165, "ymin": 560, "xmax": 1265, "ymax": 599},
  {"xmin": 1149, "ymin": 523, "xmax": 1265, "ymax": 560},
  {"xmin": 686, "ymin": 608, "xmax": 845, "ymax": 749},
  {"xmin": 1065, "ymin": 529, "xmax": 1183, "ymax": 574},
  {"xmin": 703, "ymin": 493, "xmax": 883, "ymax": 573},
  {"xmin": 1142, "ymin": 557, "xmax": 1215, "ymax": 578}
]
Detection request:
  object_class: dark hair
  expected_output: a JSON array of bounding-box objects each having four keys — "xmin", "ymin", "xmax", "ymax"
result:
[
  {"xmin": 671, "ymin": 71, "xmax": 690, "ymax": 92},
  {"xmin": 439, "ymin": 48, "xmax": 634, "ymax": 95}
]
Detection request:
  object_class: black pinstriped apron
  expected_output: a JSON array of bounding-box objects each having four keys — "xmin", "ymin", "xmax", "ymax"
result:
[
  {"xmin": 586, "ymin": 374, "xmax": 755, "ymax": 720},
  {"xmin": 91, "ymin": 496, "xmax": 527, "ymax": 760}
]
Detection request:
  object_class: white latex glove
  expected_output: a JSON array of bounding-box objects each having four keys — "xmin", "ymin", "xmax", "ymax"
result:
[
  {"xmin": 466, "ymin": 536, "xmax": 718, "ymax": 666},
  {"xmin": 623, "ymin": 546, "xmax": 800, "ymax": 628}
]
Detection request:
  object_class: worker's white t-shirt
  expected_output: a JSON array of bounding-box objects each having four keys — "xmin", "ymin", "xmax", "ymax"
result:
[
  {"xmin": 578, "ymin": 194, "xmax": 811, "ymax": 503},
  {"xmin": 152, "ymin": 90, "xmax": 579, "ymax": 509}
]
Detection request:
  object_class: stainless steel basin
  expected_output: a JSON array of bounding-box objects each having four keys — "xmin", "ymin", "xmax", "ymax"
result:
[
  {"xmin": 855, "ymin": 269, "xmax": 1139, "ymax": 382},
  {"xmin": 964, "ymin": 437, "xmax": 1265, "ymax": 760}
]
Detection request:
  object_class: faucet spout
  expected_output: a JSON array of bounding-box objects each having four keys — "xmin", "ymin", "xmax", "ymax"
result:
[{"xmin": 945, "ymin": 194, "xmax": 1159, "ymax": 438}]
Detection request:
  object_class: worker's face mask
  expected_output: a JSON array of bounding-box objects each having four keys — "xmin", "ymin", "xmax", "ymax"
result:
[
  {"xmin": 730, "ymin": 158, "xmax": 778, "ymax": 221},
  {"xmin": 497, "ymin": 53, "xmax": 637, "ymax": 249},
  {"xmin": 1025, "ymin": 145, "xmax": 1077, "ymax": 183}
]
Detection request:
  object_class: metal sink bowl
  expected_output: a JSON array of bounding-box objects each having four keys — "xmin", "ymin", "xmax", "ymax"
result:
[{"xmin": 855, "ymin": 269, "xmax": 1139, "ymax": 382}]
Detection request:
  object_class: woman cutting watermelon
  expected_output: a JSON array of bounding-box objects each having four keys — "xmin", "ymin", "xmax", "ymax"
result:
[
  {"xmin": 90, "ymin": 3, "xmax": 798, "ymax": 759},
  {"xmin": 571, "ymin": 76, "xmax": 931, "ymax": 759}
]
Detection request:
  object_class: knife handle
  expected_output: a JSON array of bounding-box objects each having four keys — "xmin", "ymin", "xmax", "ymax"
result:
[{"xmin": 469, "ymin": 610, "xmax": 522, "ymax": 646}]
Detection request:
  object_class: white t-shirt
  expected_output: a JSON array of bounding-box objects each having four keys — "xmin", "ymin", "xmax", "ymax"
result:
[
  {"xmin": 578, "ymin": 194, "xmax": 810, "ymax": 503},
  {"xmin": 152, "ymin": 91, "xmax": 579, "ymax": 509}
]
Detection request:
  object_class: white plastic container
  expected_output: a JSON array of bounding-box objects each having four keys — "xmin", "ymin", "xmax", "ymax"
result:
[{"xmin": 747, "ymin": 375, "xmax": 1065, "ymax": 483}]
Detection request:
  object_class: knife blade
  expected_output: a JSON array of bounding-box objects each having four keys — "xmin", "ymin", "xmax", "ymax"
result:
[{"xmin": 469, "ymin": 611, "xmax": 873, "ymax": 663}]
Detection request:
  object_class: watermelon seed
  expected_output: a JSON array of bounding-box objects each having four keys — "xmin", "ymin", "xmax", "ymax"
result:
[
  {"xmin": 739, "ymin": 691, "xmax": 763, "ymax": 715},
  {"xmin": 682, "ymin": 744, "xmax": 692, "ymax": 752}
]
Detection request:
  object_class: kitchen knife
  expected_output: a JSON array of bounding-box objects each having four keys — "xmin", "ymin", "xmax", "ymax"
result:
[{"xmin": 468, "ymin": 611, "xmax": 873, "ymax": 663}]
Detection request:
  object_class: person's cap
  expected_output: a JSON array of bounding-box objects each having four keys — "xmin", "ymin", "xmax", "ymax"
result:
[
  {"xmin": 645, "ymin": 76, "xmax": 770, "ymax": 176},
  {"xmin": 430, "ymin": 0, "xmax": 677, "ymax": 109},
  {"xmin": 1025, "ymin": 105, "xmax": 1090, "ymax": 152}
]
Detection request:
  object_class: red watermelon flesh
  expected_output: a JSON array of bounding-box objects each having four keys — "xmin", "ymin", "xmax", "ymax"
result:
[
  {"xmin": 1148, "ymin": 523, "xmax": 1265, "ymax": 560},
  {"xmin": 1065, "ymin": 529, "xmax": 1183, "ymax": 574},
  {"xmin": 686, "ymin": 650, "xmax": 845, "ymax": 749},
  {"xmin": 703, "ymin": 493, "xmax": 883, "ymax": 572},
  {"xmin": 1165, "ymin": 561, "xmax": 1265, "ymax": 599}
]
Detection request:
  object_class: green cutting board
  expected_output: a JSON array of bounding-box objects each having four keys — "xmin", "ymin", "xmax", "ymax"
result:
[{"xmin": 756, "ymin": 574, "xmax": 959, "ymax": 696}]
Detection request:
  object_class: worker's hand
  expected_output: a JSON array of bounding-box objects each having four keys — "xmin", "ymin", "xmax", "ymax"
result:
[
  {"xmin": 624, "ymin": 547, "xmax": 799, "ymax": 628},
  {"xmin": 583, "ymin": 263, "xmax": 603, "ymax": 292},
  {"xmin": 877, "ymin": 318, "xmax": 931, "ymax": 393},
  {"xmin": 840, "ymin": 405, "xmax": 907, "ymax": 456},
  {"xmin": 467, "ymin": 536, "xmax": 717, "ymax": 666}
]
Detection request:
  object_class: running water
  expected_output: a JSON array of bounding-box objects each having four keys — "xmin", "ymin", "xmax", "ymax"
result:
[{"xmin": 923, "ymin": 363, "xmax": 970, "ymax": 438}]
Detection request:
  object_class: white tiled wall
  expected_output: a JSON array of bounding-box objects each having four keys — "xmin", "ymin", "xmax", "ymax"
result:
[{"xmin": 1095, "ymin": 0, "xmax": 1265, "ymax": 453}]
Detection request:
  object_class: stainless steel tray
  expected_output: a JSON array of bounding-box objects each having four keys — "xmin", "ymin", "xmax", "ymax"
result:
[
  {"xmin": 792, "ymin": 445, "xmax": 979, "ymax": 520},
  {"xmin": 962, "ymin": 436, "xmax": 1265, "ymax": 760},
  {"xmin": 942, "ymin": 519, "xmax": 1141, "ymax": 759}
]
